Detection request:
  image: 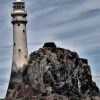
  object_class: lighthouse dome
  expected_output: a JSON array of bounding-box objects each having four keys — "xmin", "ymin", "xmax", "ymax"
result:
[{"xmin": 14, "ymin": 0, "xmax": 24, "ymax": 3}]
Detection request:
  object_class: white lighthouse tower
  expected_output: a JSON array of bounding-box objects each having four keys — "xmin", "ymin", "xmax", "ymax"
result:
[
  {"xmin": 11, "ymin": 0, "xmax": 28, "ymax": 72},
  {"xmin": 6, "ymin": 1, "xmax": 28, "ymax": 96}
]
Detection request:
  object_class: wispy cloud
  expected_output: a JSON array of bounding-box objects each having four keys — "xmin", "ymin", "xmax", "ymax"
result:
[
  {"xmin": 0, "ymin": 78, "xmax": 8, "ymax": 85},
  {"xmin": 0, "ymin": 77, "xmax": 9, "ymax": 98}
]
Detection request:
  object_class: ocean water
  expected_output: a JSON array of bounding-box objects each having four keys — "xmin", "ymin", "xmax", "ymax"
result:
[{"xmin": 0, "ymin": 0, "xmax": 100, "ymax": 98}]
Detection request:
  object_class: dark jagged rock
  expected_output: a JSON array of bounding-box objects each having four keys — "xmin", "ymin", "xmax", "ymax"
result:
[
  {"xmin": 6, "ymin": 42, "xmax": 100, "ymax": 100},
  {"xmin": 79, "ymin": 58, "xmax": 88, "ymax": 64},
  {"xmin": 43, "ymin": 42, "xmax": 57, "ymax": 48}
]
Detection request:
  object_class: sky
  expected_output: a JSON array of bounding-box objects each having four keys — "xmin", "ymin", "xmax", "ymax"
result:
[{"xmin": 0, "ymin": 0, "xmax": 100, "ymax": 98}]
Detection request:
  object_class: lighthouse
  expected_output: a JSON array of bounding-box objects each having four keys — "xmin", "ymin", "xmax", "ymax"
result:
[{"xmin": 11, "ymin": 0, "xmax": 28, "ymax": 72}]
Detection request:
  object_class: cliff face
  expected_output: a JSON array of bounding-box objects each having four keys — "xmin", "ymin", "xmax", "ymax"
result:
[{"xmin": 6, "ymin": 42, "xmax": 100, "ymax": 100}]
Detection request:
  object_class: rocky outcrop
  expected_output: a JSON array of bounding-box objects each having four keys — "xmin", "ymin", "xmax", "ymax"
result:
[{"xmin": 6, "ymin": 42, "xmax": 100, "ymax": 100}]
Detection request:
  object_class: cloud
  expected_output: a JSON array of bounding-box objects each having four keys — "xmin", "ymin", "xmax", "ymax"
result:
[
  {"xmin": 0, "ymin": 78, "xmax": 8, "ymax": 85},
  {"xmin": 71, "ymin": 8, "xmax": 100, "ymax": 21},
  {"xmin": 0, "ymin": 77, "xmax": 9, "ymax": 98},
  {"xmin": 92, "ymin": 73, "xmax": 100, "ymax": 88},
  {"xmin": 27, "ymin": 0, "xmax": 86, "ymax": 13}
]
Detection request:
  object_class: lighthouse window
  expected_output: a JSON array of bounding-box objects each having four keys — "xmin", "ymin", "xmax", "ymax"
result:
[
  {"xmin": 23, "ymin": 30, "xmax": 25, "ymax": 33},
  {"xmin": 25, "ymin": 55, "xmax": 27, "ymax": 58},
  {"xmin": 18, "ymin": 23, "xmax": 20, "ymax": 26},
  {"xmin": 14, "ymin": 43, "xmax": 16, "ymax": 47},
  {"xmin": 18, "ymin": 49, "xmax": 21, "ymax": 52}
]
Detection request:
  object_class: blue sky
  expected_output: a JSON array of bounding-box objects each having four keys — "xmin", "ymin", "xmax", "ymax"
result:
[{"xmin": 0, "ymin": 0, "xmax": 100, "ymax": 98}]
